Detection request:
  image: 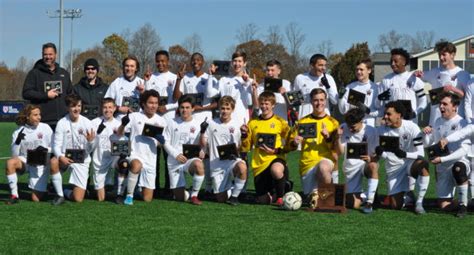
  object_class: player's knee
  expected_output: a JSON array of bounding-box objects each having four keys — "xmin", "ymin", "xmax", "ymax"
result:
[
  {"xmin": 5, "ymin": 158, "xmax": 18, "ymax": 174},
  {"xmin": 411, "ymin": 159, "xmax": 429, "ymax": 178},
  {"xmin": 452, "ymin": 162, "xmax": 468, "ymax": 185}
]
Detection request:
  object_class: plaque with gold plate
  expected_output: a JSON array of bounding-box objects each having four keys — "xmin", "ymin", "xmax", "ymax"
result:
[
  {"xmin": 26, "ymin": 146, "xmax": 49, "ymax": 166},
  {"xmin": 429, "ymin": 87, "xmax": 445, "ymax": 105},
  {"xmin": 65, "ymin": 149, "xmax": 86, "ymax": 163},
  {"xmin": 256, "ymin": 133, "xmax": 276, "ymax": 149},
  {"xmin": 426, "ymin": 143, "xmax": 450, "ymax": 160},
  {"xmin": 217, "ymin": 143, "xmax": 239, "ymax": 160},
  {"xmin": 141, "ymin": 124, "xmax": 164, "ymax": 138},
  {"xmin": 346, "ymin": 142, "xmax": 368, "ymax": 159},
  {"xmin": 213, "ymin": 60, "xmax": 231, "ymax": 76},
  {"xmin": 379, "ymin": 136, "xmax": 399, "ymax": 153},
  {"xmin": 122, "ymin": 96, "xmax": 140, "ymax": 112},
  {"xmin": 111, "ymin": 140, "xmax": 131, "ymax": 156},
  {"xmin": 347, "ymin": 89, "xmax": 366, "ymax": 106},
  {"xmin": 396, "ymin": 99, "xmax": 413, "ymax": 120},
  {"xmin": 284, "ymin": 90, "xmax": 304, "ymax": 107},
  {"xmin": 263, "ymin": 78, "xmax": 283, "ymax": 93},
  {"xmin": 44, "ymin": 80, "xmax": 63, "ymax": 94},
  {"xmin": 298, "ymin": 123, "xmax": 317, "ymax": 139},
  {"xmin": 82, "ymin": 104, "xmax": 100, "ymax": 120},
  {"xmin": 314, "ymin": 183, "xmax": 347, "ymax": 213},
  {"xmin": 183, "ymin": 144, "xmax": 201, "ymax": 159}
]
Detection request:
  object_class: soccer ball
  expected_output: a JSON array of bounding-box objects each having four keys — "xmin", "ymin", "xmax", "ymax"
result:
[{"xmin": 283, "ymin": 192, "xmax": 302, "ymax": 211}]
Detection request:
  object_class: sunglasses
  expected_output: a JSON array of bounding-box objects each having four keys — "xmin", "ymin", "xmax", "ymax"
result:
[{"xmin": 85, "ymin": 67, "xmax": 96, "ymax": 71}]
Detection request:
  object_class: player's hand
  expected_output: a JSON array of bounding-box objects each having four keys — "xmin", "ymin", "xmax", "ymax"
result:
[
  {"xmin": 394, "ymin": 148, "xmax": 407, "ymax": 158},
  {"xmin": 85, "ymin": 128, "xmax": 96, "ymax": 142},
  {"xmin": 320, "ymin": 73, "xmax": 330, "ymax": 89},
  {"xmin": 242, "ymin": 69, "xmax": 249, "ymax": 82},
  {"xmin": 240, "ymin": 123, "xmax": 249, "ymax": 138},
  {"xmin": 413, "ymin": 70, "xmax": 424, "ymax": 78},
  {"xmin": 360, "ymin": 154, "xmax": 371, "ymax": 162},
  {"xmin": 118, "ymin": 106, "xmax": 130, "ymax": 114},
  {"xmin": 377, "ymin": 89, "xmax": 391, "ymax": 101},
  {"xmin": 97, "ymin": 119, "xmax": 106, "ymax": 135},
  {"xmin": 335, "ymin": 126, "xmax": 344, "ymax": 140},
  {"xmin": 177, "ymin": 64, "xmax": 186, "ymax": 80},
  {"xmin": 321, "ymin": 123, "xmax": 330, "ymax": 139},
  {"xmin": 278, "ymin": 86, "xmax": 287, "ymax": 94},
  {"xmin": 439, "ymin": 138, "xmax": 448, "ymax": 149},
  {"xmin": 121, "ymin": 112, "xmax": 130, "ymax": 127},
  {"xmin": 47, "ymin": 88, "xmax": 59, "ymax": 99},
  {"xmin": 136, "ymin": 81, "xmax": 145, "ymax": 93},
  {"xmin": 431, "ymin": 157, "xmax": 441, "ymax": 164},
  {"xmin": 209, "ymin": 64, "xmax": 218, "ymax": 75},
  {"xmin": 14, "ymin": 128, "xmax": 26, "ymax": 145},
  {"xmin": 155, "ymin": 134, "xmax": 165, "ymax": 145},
  {"xmin": 176, "ymin": 154, "xmax": 187, "ymax": 164},
  {"xmin": 199, "ymin": 150, "xmax": 206, "ymax": 159},
  {"xmin": 59, "ymin": 155, "xmax": 73, "ymax": 166},
  {"xmin": 259, "ymin": 144, "xmax": 276, "ymax": 154},
  {"xmin": 251, "ymin": 74, "xmax": 258, "ymax": 93},
  {"xmin": 157, "ymin": 105, "xmax": 167, "ymax": 114},
  {"xmin": 144, "ymin": 64, "xmax": 152, "ymax": 81},
  {"xmin": 293, "ymin": 135, "xmax": 303, "ymax": 145},
  {"xmin": 422, "ymin": 126, "xmax": 432, "ymax": 134},
  {"xmin": 200, "ymin": 117, "xmax": 209, "ymax": 134}
]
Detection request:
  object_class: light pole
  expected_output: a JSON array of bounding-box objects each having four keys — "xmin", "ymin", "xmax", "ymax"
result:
[{"xmin": 47, "ymin": 3, "xmax": 82, "ymax": 80}]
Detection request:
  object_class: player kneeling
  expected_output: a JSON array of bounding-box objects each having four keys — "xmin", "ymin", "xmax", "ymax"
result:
[
  {"xmin": 200, "ymin": 96, "xmax": 247, "ymax": 205},
  {"xmin": 117, "ymin": 90, "xmax": 167, "ymax": 205},
  {"xmin": 164, "ymin": 95, "xmax": 205, "ymax": 205},
  {"xmin": 335, "ymin": 108, "xmax": 379, "ymax": 213},
  {"xmin": 5, "ymin": 105, "xmax": 56, "ymax": 204}
]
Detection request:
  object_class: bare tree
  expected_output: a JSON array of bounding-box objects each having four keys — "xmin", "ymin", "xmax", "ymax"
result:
[
  {"xmin": 128, "ymin": 23, "xmax": 162, "ymax": 73},
  {"xmin": 409, "ymin": 30, "xmax": 436, "ymax": 53},
  {"xmin": 376, "ymin": 30, "xmax": 411, "ymax": 52},
  {"xmin": 236, "ymin": 23, "xmax": 259, "ymax": 43},
  {"xmin": 182, "ymin": 33, "xmax": 203, "ymax": 54},
  {"xmin": 265, "ymin": 25, "xmax": 283, "ymax": 45},
  {"xmin": 316, "ymin": 40, "xmax": 334, "ymax": 58},
  {"xmin": 285, "ymin": 22, "xmax": 306, "ymax": 58}
]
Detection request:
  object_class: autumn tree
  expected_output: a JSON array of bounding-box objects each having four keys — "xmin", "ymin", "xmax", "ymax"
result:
[
  {"xmin": 331, "ymin": 42, "xmax": 371, "ymax": 90},
  {"xmin": 102, "ymin": 33, "xmax": 128, "ymax": 76},
  {"xmin": 169, "ymin": 45, "xmax": 191, "ymax": 73}
]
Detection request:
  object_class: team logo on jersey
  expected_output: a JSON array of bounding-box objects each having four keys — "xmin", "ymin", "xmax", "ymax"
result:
[
  {"xmin": 168, "ymin": 80, "xmax": 173, "ymax": 86},
  {"xmin": 138, "ymin": 121, "xmax": 142, "ymax": 125},
  {"xmin": 366, "ymin": 90, "xmax": 372, "ymax": 96},
  {"xmin": 362, "ymin": 135, "xmax": 367, "ymax": 142},
  {"xmin": 451, "ymin": 75, "xmax": 457, "ymax": 81},
  {"xmin": 270, "ymin": 123, "xmax": 275, "ymax": 129},
  {"xmin": 78, "ymin": 128, "xmax": 84, "ymax": 135},
  {"xmin": 190, "ymin": 127, "xmax": 196, "ymax": 133},
  {"xmin": 37, "ymin": 133, "xmax": 43, "ymax": 139},
  {"xmin": 229, "ymin": 127, "xmax": 235, "ymax": 133},
  {"xmin": 451, "ymin": 125, "xmax": 457, "ymax": 130},
  {"xmin": 402, "ymin": 134, "xmax": 408, "ymax": 140},
  {"xmin": 174, "ymin": 128, "xmax": 178, "ymax": 132}
]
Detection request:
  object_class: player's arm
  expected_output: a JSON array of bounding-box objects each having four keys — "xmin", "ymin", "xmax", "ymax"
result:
[
  {"xmin": 240, "ymin": 122, "xmax": 252, "ymax": 153},
  {"xmin": 116, "ymin": 113, "xmax": 131, "ymax": 137},
  {"xmin": 172, "ymin": 65, "xmax": 186, "ymax": 101},
  {"xmin": 333, "ymin": 126, "xmax": 345, "ymax": 156},
  {"xmin": 445, "ymin": 125, "xmax": 474, "ymax": 144},
  {"xmin": 206, "ymin": 67, "xmax": 220, "ymax": 98},
  {"xmin": 406, "ymin": 135, "xmax": 424, "ymax": 159},
  {"xmin": 439, "ymin": 138, "xmax": 470, "ymax": 163},
  {"xmin": 414, "ymin": 78, "xmax": 427, "ymax": 115},
  {"xmin": 422, "ymin": 125, "xmax": 435, "ymax": 147},
  {"xmin": 326, "ymin": 75, "xmax": 339, "ymax": 105},
  {"xmin": 464, "ymin": 80, "xmax": 474, "ymax": 123},
  {"xmin": 338, "ymin": 87, "xmax": 351, "ymax": 115}
]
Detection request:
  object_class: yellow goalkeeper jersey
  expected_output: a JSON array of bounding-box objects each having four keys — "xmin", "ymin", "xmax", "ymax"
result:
[{"xmin": 241, "ymin": 114, "xmax": 290, "ymax": 177}]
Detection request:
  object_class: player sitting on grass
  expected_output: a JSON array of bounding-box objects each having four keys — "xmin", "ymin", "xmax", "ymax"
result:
[
  {"xmin": 200, "ymin": 96, "xmax": 247, "ymax": 205},
  {"xmin": 51, "ymin": 94, "xmax": 95, "ymax": 205},
  {"xmin": 164, "ymin": 95, "xmax": 206, "ymax": 205},
  {"xmin": 241, "ymin": 91, "xmax": 291, "ymax": 206},
  {"xmin": 116, "ymin": 90, "xmax": 167, "ymax": 205},
  {"xmin": 334, "ymin": 108, "xmax": 378, "ymax": 213},
  {"xmin": 287, "ymin": 88, "xmax": 339, "ymax": 208},
  {"xmin": 375, "ymin": 101, "xmax": 430, "ymax": 214},
  {"xmin": 5, "ymin": 104, "xmax": 56, "ymax": 204}
]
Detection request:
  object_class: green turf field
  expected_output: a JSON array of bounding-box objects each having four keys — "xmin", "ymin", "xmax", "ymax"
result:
[{"xmin": 0, "ymin": 122, "xmax": 473, "ymax": 254}]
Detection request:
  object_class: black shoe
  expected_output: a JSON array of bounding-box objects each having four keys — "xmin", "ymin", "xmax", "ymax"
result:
[
  {"xmin": 51, "ymin": 196, "xmax": 65, "ymax": 206},
  {"xmin": 456, "ymin": 204, "xmax": 468, "ymax": 218},
  {"xmin": 5, "ymin": 196, "xmax": 19, "ymax": 205},
  {"xmin": 115, "ymin": 195, "xmax": 124, "ymax": 205},
  {"xmin": 226, "ymin": 196, "xmax": 240, "ymax": 206}
]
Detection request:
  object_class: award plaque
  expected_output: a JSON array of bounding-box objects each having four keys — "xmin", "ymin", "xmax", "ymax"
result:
[
  {"xmin": 379, "ymin": 136, "xmax": 399, "ymax": 153},
  {"xmin": 26, "ymin": 146, "xmax": 48, "ymax": 166},
  {"xmin": 285, "ymin": 90, "xmax": 304, "ymax": 107},
  {"xmin": 256, "ymin": 133, "xmax": 276, "ymax": 149},
  {"xmin": 314, "ymin": 183, "xmax": 347, "ymax": 213},
  {"xmin": 429, "ymin": 87, "xmax": 445, "ymax": 105},
  {"xmin": 187, "ymin": 93, "xmax": 204, "ymax": 106},
  {"xmin": 346, "ymin": 142, "xmax": 368, "ymax": 159},
  {"xmin": 65, "ymin": 149, "xmax": 86, "ymax": 163},
  {"xmin": 183, "ymin": 144, "xmax": 201, "ymax": 159},
  {"xmin": 396, "ymin": 99, "xmax": 413, "ymax": 120},
  {"xmin": 159, "ymin": 96, "xmax": 169, "ymax": 106},
  {"xmin": 111, "ymin": 140, "xmax": 131, "ymax": 156},
  {"xmin": 347, "ymin": 89, "xmax": 366, "ymax": 106},
  {"xmin": 298, "ymin": 123, "xmax": 317, "ymax": 139},
  {"xmin": 142, "ymin": 124, "xmax": 164, "ymax": 138},
  {"xmin": 44, "ymin": 81, "xmax": 63, "ymax": 94},
  {"xmin": 217, "ymin": 143, "xmax": 239, "ymax": 160},
  {"xmin": 263, "ymin": 78, "xmax": 283, "ymax": 93},
  {"xmin": 426, "ymin": 143, "xmax": 450, "ymax": 160},
  {"xmin": 122, "ymin": 96, "xmax": 140, "ymax": 112},
  {"xmin": 213, "ymin": 60, "xmax": 231, "ymax": 76},
  {"xmin": 82, "ymin": 105, "xmax": 100, "ymax": 120}
]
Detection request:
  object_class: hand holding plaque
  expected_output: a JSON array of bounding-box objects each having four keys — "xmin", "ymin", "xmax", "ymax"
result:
[
  {"xmin": 429, "ymin": 87, "xmax": 445, "ymax": 105},
  {"xmin": 256, "ymin": 133, "xmax": 276, "ymax": 149},
  {"xmin": 27, "ymin": 146, "xmax": 49, "ymax": 166},
  {"xmin": 122, "ymin": 96, "xmax": 140, "ymax": 112},
  {"xmin": 111, "ymin": 140, "xmax": 131, "ymax": 156},
  {"xmin": 347, "ymin": 89, "xmax": 366, "ymax": 106},
  {"xmin": 297, "ymin": 123, "xmax": 317, "ymax": 139},
  {"xmin": 217, "ymin": 143, "xmax": 239, "ymax": 160},
  {"xmin": 263, "ymin": 78, "xmax": 283, "ymax": 93},
  {"xmin": 427, "ymin": 142, "xmax": 450, "ymax": 160},
  {"xmin": 285, "ymin": 90, "xmax": 304, "ymax": 107},
  {"xmin": 182, "ymin": 144, "xmax": 201, "ymax": 159},
  {"xmin": 142, "ymin": 124, "xmax": 164, "ymax": 138},
  {"xmin": 379, "ymin": 136, "xmax": 399, "ymax": 153},
  {"xmin": 44, "ymin": 81, "xmax": 63, "ymax": 94},
  {"xmin": 65, "ymin": 149, "xmax": 86, "ymax": 163},
  {"xmin": 212, "ymin": 60, "xmax": 231, "ymax": 76},
  {"xmin": 346, "ymin": 142, "xmax": 368, "ymax": 159}
]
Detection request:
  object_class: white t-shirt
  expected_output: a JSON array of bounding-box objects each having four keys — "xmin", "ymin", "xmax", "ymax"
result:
[
  {"xmin": 256, "ymin": 79, "xmax": 292, "ymax": 121},
  {"xmin": 163, "ymin": 117, "xmax": 201, "ymax": 169},
  {"xmin": 339, "ymin": 80, "xmax": 380, "ymax": 127},
  {"xmin": 339, "ymin": 123, "xmax": 377, "ymax": 172},
  {"xmin": 380, "ymin": 71, "xmax": 427, "ymax": 122},
  {"xmin": 105, "ymin": 76, "xmax": 144, "ymax": 119},
  {"xmin": 206, "ymin": 74, "xmax": 253, "ymax": 125},
  {"xmin": 179, "ymin": 72, "xmax": 217, "ymax": 123},
  {"xmin": 293, "ymin": 72, "xmax": 338, "ymax": 118},
  {"xmin": 53, "ymin": 114, "xmax": 95, "ymax": 163},
  {"xmin": 145, "ymin": 71, "xmax": 178, "ymax": 121},
  {"xmin": 421, "ymin": 66, "xmax": 470, "ymax": 125},
  {"xmin": 203, "ymin": 118, "xmax": 242, "ymax": 171},
  {"xmin": 11, "ymin": 123, "xmax": 53, "ymax": 172},
  {"xmin": 91, "ymin": 117, "xmax": 122, "ymax": 172}
]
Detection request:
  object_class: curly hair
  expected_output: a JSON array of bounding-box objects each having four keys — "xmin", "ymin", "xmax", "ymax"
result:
[{"xmin": 16, "ymin": 104, "xmax": 40, "ymax": 126}]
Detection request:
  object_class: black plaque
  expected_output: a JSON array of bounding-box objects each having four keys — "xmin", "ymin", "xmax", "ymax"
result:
[
  {"xmin": 263, "ymin": 78, "xmax": 283, "ymax": 93},
  {"xmin": 111, "ymin": 140, "xmax": 131, "ymax": 156},
  {"xmin": 298, "ymin": 123, "xmax": 317, "ymax": 139},
  {"xmin": 213, "ymin": 60, "xmax": 231, "ymax": 76},
  {"xmin": 122, "ymin": 96, "xmax": 140, "ymax": 112},
  {"xmin": 187, "ymin": 93, "xmax": 204, "ymax": 106},
  {"xmin": 217, "ymin": 143, "xmax": 239, "ymax": 160},
  {"xmin": 65, "ymin": 149, "xmax": 86, "ymax": 163},
  {"xmin": 183, "ymin": 144, "xmax": 201, "ymax": 159},
  {"xmin": 26, "ymin": 146, "xmax": 48, "ymax": 166},
  {"xmin": 346, "ymin": 142, "xmax": 368, "ymax": 159},
  {"xmin": 256, "ymin": 133, "xmax": 276, "ymax": 149},
  {"xmin": 429, "ymin": 87, "xmax": 445, "ymax": 105},
  {"xmin": 285, "ymin": 90, "xmax": 304, "ymax": 107},
  {"xmin": 44, "ymin": 81, "xmax": 63, "ymax": 94},
  {"xmin": 379, "ymin": 136, "xmax": 399, "ymax": 153},
  {"xmin": 426, "ymin": 143, "xmax": 450, "ymax": 160},
  {"xmin": 82, "ymin": 105, "xmax": 100, "ymax": 120},
  {"xmin": 142, "ymin": 124, "xmax": 164, "ymax": 138},
  {"xmin": 347, "ymin": 89, "xmax": 366, "ymax": 106}
]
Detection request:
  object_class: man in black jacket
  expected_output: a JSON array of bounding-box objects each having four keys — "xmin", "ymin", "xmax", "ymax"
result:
[
  {"xmin": 73, "ymin": 58, "xmax": 108, "ymax": 119},
  {"xmin": 22, "ymin": 42, "xmax": 72, "ymax": 130}
]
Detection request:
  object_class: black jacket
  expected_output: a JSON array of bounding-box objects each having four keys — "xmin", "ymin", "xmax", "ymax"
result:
[
  {"xmin": 73, "ymin": 76, "xmax": 108, "ymax": 107},
  {"xmin": 22, "ymin": 59, "xmax": 72, "ymax": 125}
]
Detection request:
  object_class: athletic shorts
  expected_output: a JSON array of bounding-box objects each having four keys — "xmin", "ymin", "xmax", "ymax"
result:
[
  {"xmin": 254, "ymin": 158, "xmax": 288, "ymax": 196},
  {"xmin": 168, "ymin": 158, "xmax": 202, "ymax": 189},
  {"xmin": 436, "ymin": 161, "xmax": 471, "ymax": 198},
  {"xmin": 302, "ymin": 158, "xmax": 335, "ymax": 195},
  {"xmin": 386, "ymin": 159, "xmax": 414, "ymax": 196},
  {"xmin": 211, "ymin": 159, "xmax": 244, "ymax": 194}
]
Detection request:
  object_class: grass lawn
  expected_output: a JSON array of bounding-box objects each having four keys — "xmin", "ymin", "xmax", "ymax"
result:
[{"xmin": 0, "ymin": 122, "xmax": 472, "ymax": 254}]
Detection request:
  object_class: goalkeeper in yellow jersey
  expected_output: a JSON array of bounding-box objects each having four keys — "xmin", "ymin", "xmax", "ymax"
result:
[
  {"xmin": 241, "ymin": 91, "xmax": 291, "ymax": 206},
  {"xmin": 287, "ymin": 88, "xmax": 339, "ymax": 203}
]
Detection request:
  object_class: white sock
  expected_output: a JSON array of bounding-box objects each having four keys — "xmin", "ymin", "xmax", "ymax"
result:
[
  {"xmin": 231, "ymin": 178, "xmax": 246, "ymax": 198},
  {"xmin": 408, "ymin": 176, "xmax": 416, "ymax": 192},
  {"xmin": 416, "ymin": 176, "xmax": 430, "ymax": 205},
  {"xmin": 469, "ymin": 170, "xmax": 474, "ymax": 201},
  {"xmin": 191, "ymin": 175, "xmax": 204, "ymax": 197},
  {"xmin": 457, "ymin": 184, "xmax": 468, "ymax": 206},
  {"xmin": 7, "ymin": 173, "xmax": 18, "ymax": 197},
  {"xmin": 64, "ymin": 189, "xmax": 73, "ymax": 200},
  {"xmin": 366, "ymin": 178, "xmax": 379, "ymax": 204},
  {"xmin": 126, "ymin": 172, "xmax": 139, "ymax": 197},
  {"xmin": 332, "ymin": 171, "xmax": 339, "ymax": 184},
  {"xmin": 117, "ymin": 176, "xmax": 125, "ymax": 196},
  {"xmin": 51, "ymin": 172, "xmax": 64, "ymax": 197}
]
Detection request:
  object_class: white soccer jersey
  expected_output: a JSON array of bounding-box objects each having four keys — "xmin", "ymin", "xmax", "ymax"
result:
[
  {"xmin": 145, "ymin": 71, "xmax": 178, "ymax": 121},
  {"xmin": 256, "ymin": 79, "xmax": 292, "ymax": 121},
  {"xmin": 421, "ymin": 66, "xmax": 470, "ymax": 125},
  {"xmin": 423, "ymin": 115, "xmax": 470, "ymax": 170},
  {"xmin": 338, "ymin": 80, "xmax": 380, "ymax": 127},
  {"xmin": 91, "ymin": 117, "xmax": 122, "ymax": 172},
  {"xmin": 163, "ymin": 117, "xmax": 201, "ymax": 169},
  {"xmin": 463, "ymin": 78, "xmax": 474, "ymax": 123},
  {"xmin": 179, "ymin": 72, "xmax": 217, "ymax": 123},
  {"xmin": 53, "ymin": 114, "xmax": 95, "ymax": 161},
  {"xmin": 203, "ymin": 118, "xmax": 242, "ymax": 172},
  {"xmin": 11, "ymin": 123, "xmax": 53, "ymax": 172},
  {"xmin": 380, "ymin": 71, "xmax": 427, "ymax": 122},
  {"xmin": 293, "ymin": 72, "xmax": 338, "ymax": 118},
  {"xmin": 376, "ymin": 120, "xmax": 424, "ymax": 174},
  {"xmin": 340, "ymin": 123, "xmax": 377, "ymax": 172},
  {"xmin": 206, "ymin": 74, "xmax": 253, "ymax": 125},
  {"xmin": 124, "ymin": 112, "xmax": 167, "ymax": 170},
  {"xmin": 104, "ymin": 76, "xmax": 144, "ymax": 119}
]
